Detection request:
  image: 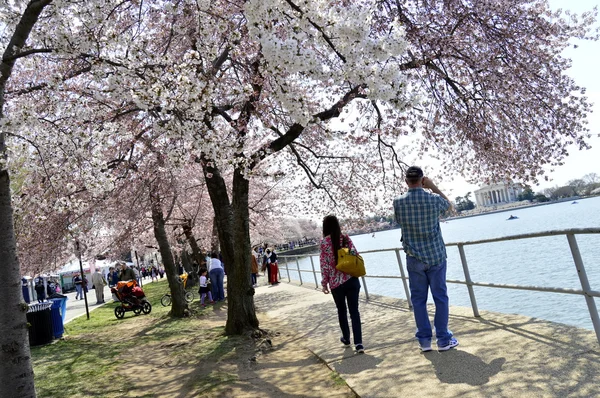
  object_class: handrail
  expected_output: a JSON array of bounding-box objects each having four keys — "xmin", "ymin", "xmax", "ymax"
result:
[{"xmin": 276, "ymin": 229, "xmax": 600, "ymax": 345}]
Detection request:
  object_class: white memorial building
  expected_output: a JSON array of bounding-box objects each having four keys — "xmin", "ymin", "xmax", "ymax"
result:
[{"xmin": 474, "ymin": 182, "xmax": 524, "ymax": 207}]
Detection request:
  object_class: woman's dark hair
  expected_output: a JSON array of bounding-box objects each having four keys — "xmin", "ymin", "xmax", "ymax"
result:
[
  {"xmin": 322, "ymin": 215, "xmax": 343, "ymax": 264},
  {"xmin": 211, "ymin": 252, "xmax": 218, "ymax": 259}
]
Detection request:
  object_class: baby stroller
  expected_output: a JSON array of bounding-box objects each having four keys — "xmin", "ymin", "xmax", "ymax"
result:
[{"xmin": 111, "ymin": 280, "xmax": 152, "ymax": 319}]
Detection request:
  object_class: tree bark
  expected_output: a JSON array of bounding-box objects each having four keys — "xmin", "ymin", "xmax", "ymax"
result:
[
  {"xmin": 180, "ymin": 250, "xmax": 198, "ymax": 288},
  {"xmin": 149, "ymin": 187, "xmax": 188, "ymax": 317},
  {"xmin": 211, "ymin": 216, "xmax": 219, "ymax": 254},
  {"xmin": 227, "ymin": 167, "xmax": 259, "ymax": 334},
  {"xmin": 182, "ymin": 220, "xmax": 202, "ymax": 286},
  {"xmin": 202, "ymin": 157, "xmax": 258, "ymax": 334},
  {"xmin": 0, "ymin": 168, "xmax": 36, "ymax": 397},
  {"xmin": 0, "ymin": 1, "xmax": 54, "ymax": 396},
  {"xmin": 183, "ymin": 219, "xmax": 204, "ymax": 266}
]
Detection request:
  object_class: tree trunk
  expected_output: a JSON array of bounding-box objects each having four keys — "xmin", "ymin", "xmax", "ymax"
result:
[
  {"xmin": 180, "ymin": 250, "xmax": 198, "ymax": 288},
  {"xmin": 227, "ymin": 167, "xmax": 259, "ymax": 334},
  {"xmin": 202, "ymin": 159, "xmax": 235, "ymax": 274},
  {"xmin": 0, "ymin": 168, "xmax": 36, "ymax": 397},
  {"xmin": 183, "ymin": 220, "xmax": 204, "ymax": 265},
  {"xmin": 202, "ymin": 158, "xmax": 258, "ymax": 334},
  {"xmin": 0, "ymin": 1, "xmax": 55, "ymax": 394},
  {"xmin": 211, "ymin": 216, "xmax": 219, "ymax": 254},
  {"xmin": 182, "ymin": 220, "xmax": 202, "ymax": 285},
  {"xmin": 149, "ymin": 187, "xmax": 187, "ymax": 317}
]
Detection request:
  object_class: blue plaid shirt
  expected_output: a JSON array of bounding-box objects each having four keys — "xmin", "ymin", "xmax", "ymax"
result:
[{"xmin": 393, "ymin": 188, "xmax": 450, "ymax": 266}]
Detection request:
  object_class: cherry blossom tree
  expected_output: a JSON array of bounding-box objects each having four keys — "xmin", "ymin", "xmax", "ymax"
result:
[
  {"xmin": 2, "ymin": 4, "xmax": 599, "ymax": 395},
  {"xmin": 0, "ymin": 1, "xmax": 59, "ymax": 395}
]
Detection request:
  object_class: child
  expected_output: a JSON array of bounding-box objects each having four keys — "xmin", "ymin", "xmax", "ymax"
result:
[{"xmin": 198, "ymin": 269, "xmax": 214, "ymax": 307}]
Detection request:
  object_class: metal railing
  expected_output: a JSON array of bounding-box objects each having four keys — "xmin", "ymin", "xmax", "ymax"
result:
[{"xmin": 278, "ymin": 228, "xmax": 600, "ymax": 345}]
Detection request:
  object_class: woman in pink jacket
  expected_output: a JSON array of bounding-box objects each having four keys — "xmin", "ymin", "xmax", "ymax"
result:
[{"xmin": 320, "ymin": 215, "xmax": 364, "ymax": 354}]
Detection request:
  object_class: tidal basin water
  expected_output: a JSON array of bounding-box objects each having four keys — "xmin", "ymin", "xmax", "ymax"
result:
[{"xmin": 281, "ymin": 196, "xmax": 600, "ymax": 330}]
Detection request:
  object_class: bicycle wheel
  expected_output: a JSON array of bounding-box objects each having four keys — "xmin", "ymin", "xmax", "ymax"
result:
[
  {"xmin": 185, "ymin": 291, "xmax": 194, "ymax": 303},
  {"xmin": 160, "ymin": 294, "xmax": 172, "ymax": 306}
]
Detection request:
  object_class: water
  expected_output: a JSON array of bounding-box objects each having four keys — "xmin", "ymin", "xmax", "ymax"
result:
[{"xmin": 280, "ymin": 197, "xmax": 600, "ymax": 330}]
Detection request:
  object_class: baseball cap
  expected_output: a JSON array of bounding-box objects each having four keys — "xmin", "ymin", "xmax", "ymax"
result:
[{"xmin": 405, "ymin": 166, "xmax": 424, "ymax": 179}]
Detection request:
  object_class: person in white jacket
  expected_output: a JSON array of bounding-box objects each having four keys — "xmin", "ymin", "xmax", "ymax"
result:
[{"xmin": 91, "ymin": 268, "xmax": 107, "ymax": 304}]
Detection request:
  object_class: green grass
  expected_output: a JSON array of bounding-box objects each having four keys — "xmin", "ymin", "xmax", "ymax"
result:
[
  {"xmin": 32, "ymin": 278, "xmax": 237, "ymax": 398},
  {"xmin": 330, "ymin": 370, "xmax": 347, "ymax": 387}
]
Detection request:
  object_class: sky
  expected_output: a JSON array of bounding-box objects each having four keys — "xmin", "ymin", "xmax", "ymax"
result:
[{"xmin": 442, "ymin": 0, "xmax": 600, "ymax": 198}]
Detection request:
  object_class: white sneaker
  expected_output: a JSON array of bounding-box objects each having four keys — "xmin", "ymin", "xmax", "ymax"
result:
[{"xmin": 438, "ymin": 337, "xmax": 459, "ymax": 351}]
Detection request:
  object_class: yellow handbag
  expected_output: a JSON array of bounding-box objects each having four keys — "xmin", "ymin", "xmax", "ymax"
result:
[{"xmin": 336, "ymin": 247, "xmax": 366, "ymax": 277}]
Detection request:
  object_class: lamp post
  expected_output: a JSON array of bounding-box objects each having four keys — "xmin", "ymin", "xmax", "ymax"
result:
[{"xmin": 75, "ymin": 239, "xmax": 90, "ymax": 320}]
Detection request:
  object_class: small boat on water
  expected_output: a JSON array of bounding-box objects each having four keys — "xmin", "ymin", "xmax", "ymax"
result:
[
  {"xmin": 572, "ymin": 201, "xmax": 578, "ymax": 204},
  {"xmin": 507, "ymin": 215, "xmax": 519, "ymax": 220}
]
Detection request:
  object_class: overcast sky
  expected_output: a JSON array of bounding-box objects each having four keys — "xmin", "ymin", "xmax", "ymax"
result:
[{"xmin": 443, "ymin": 0, "xmax": 600, "ymax": 198}]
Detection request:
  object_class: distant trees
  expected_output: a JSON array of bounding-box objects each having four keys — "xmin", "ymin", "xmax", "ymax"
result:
[
  {"xmin": 454, "ymin": 192, "xmax": 475, "ymax": 212},
  {"xmin": 533, "ymin": 174, "xmax": 600, "ymax": 200},
  {"xmin": 517, "ymin": 188, "xmax": 535, "ymax": 201}
]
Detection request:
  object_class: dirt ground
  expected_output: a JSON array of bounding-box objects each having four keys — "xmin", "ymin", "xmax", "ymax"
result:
[{"xmin": 111, "ymin": 305, "xmax": 357, "ymax": 398}]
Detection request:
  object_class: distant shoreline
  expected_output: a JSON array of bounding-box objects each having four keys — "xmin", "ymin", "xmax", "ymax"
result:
[{"xmin": 446, "ymin": 195, "xmax": 591, "ymax": 221}]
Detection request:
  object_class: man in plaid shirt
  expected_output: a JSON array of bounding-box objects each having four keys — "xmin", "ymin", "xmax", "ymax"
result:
[{"xmin": 393, "ymin": 166, "xmax": 459, "ymax": 352}]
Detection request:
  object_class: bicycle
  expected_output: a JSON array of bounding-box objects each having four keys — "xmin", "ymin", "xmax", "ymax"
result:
[{"xmin": 160, "ymin": 273, "xmax": 195, "ymax": 306}]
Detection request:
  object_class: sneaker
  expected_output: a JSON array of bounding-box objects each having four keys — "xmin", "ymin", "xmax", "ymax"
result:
[
  {"xmin": 420, "ymin": 343, "xmax": 433, "ymax": 352},
  {"xmin": 438, "ymin": 337, "xmax": 459, "ymax": 351},
  {"xmin": 340, "ymin": 337, "xmax": 351, "ymax": 346},
  {"xmin": 355, "ymin": 344, "xmax": 365, "ymax": 354}
]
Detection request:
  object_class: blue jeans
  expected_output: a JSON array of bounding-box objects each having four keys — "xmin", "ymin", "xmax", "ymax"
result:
[
  {"xmin": 406, "ymin": 256, "xmax": 452, "ymax": 346},
  {"xmin": 75, "ymin": 284, "xmax": 82, "ymax": 299},
  {"xmin": 331, "ymin": 277, "xmax": 362, "ymax": 345},
  {"xmin": 210, "ymin": 268, "xmax": 225, "ymax": 301}
]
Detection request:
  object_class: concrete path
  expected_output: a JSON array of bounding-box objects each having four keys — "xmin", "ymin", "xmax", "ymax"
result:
[{"xmin": 254, "ymin": 281, "xmax": 600, "ymax": 398}]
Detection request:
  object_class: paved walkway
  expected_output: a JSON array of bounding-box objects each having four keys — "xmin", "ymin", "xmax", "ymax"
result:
[{"xmin": 254, "ymin": 281, "xmax": 600, "ymax": 398}]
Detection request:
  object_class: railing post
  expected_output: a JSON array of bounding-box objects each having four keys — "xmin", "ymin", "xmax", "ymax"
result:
[
  {"xmin": 361, "ymin": 276, "xmax": 369, "ymax": 300},
  {"xmin": 567, "ymin": 234, "xmax": 600, "ymax": 346},
  {"xmin": 295, "ymin": 256, "xmax": 303, "ymax": 285},
  {"xmin": 458, "ymin": 244, "xmax": 480, "ymax": 317},
  {"xmin": 309, "ymin": 256, "xmax": 319, "ymax": 289},
  {"xmin": 284, "ymin": 256, "xmax": 290, "ymax": 282},
  {"xmin": 394, "ymin": 249, "xmax": 412, "ymax": 309}
]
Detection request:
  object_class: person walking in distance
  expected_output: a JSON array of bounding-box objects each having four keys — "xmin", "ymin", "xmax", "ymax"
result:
[
  {"xmin": 320, "ymin": 215, "xmax": 364, "ymax": 354},
  {"xmin": 250, "ymin": 250, "xmax": 259, "ymax": 287},
  {"xmin": 91, "ymin": 268, "xmax": 107, "ymax": 305},
  {"xmin": 393, "ymin": 166, "xmax": 459, "ymax": 352},
  {"xmin": 73, "ymin": 273, "xmax": 83, "ymax": 300}
]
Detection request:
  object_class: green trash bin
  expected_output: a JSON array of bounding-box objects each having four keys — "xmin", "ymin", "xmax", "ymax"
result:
[{"xmin": 26, "ymin": 302, "xmax": 53, "ymax": 346}]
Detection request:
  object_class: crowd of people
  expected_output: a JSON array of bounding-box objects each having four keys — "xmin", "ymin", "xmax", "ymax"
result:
[{"xmin": 33, "ymin": 278, "xmax": 61, "ymax": 303}]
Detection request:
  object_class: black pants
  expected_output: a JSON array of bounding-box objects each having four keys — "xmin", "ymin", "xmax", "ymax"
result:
[{"xmin": 331, "ymin": 277, "xmax": 362, "ymax": 345}]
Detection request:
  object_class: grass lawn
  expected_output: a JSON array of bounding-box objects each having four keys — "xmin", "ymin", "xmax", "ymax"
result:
[
  {"xmin": 31, "ymin": 279, "xmax": 236, "ymax": 397},
  {"xmin": 31, "ymin": 278, "xmax": 356, "ymax": 398}
]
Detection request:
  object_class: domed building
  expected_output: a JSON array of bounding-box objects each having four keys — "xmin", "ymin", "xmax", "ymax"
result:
[{"xmin": 474, "ymin": 182, "xmax": 524, "ymax": 207}]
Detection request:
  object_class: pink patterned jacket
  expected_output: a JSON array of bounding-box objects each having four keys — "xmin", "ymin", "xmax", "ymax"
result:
[{"xmin": 320, "ymin": 234, "xmax": 358, "ymax": 290}]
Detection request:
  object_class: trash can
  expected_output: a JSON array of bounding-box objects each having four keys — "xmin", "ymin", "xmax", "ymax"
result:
[
  {"xmin": 49, "ymin": 293, "xmax": 68, "ymax": 324},
  {"xmin": 49, "ymin": 298, "xmax": 66, "ymax": 339},
  {"xmin": 26, "ymin": 302, "xmax": 53, "ymax": 346}
]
